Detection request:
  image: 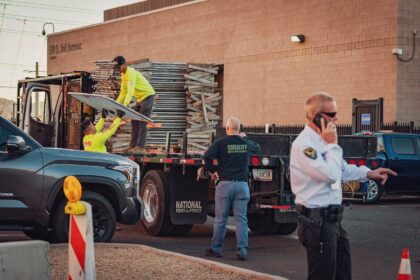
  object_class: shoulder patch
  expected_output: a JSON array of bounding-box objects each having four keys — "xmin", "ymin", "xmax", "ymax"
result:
[{"xmin": 303, "ymin": 147, "xmax": 317, "ymax": 160}]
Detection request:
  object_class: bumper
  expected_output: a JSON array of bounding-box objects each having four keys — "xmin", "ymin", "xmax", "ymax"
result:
[{"xmin": 119, "ymin": 196, "xmax": 144, "ymax": 224}]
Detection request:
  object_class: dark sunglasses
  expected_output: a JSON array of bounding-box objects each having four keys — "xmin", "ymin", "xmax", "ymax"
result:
[{"xmin": 321, "ymin": 111, "xmax": 337, "ymax": 118}]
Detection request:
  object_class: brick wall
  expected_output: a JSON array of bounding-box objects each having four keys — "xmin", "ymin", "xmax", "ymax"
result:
[
  {"xmin": 396, "ymin": 0, "xmax": 420, "ymax": 124},
  {"xmin": 48, "ymin": 0, "xmax": 410, "ymax": 125}
]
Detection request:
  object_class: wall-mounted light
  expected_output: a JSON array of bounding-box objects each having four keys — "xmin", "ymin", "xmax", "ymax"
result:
[
  {"xmin": 42, "ymin": 22, "xmax": 55, "ymax": 36},
  {"xmin": 290, "ymin": 34, "xmax": 305, "ymax": 43}
]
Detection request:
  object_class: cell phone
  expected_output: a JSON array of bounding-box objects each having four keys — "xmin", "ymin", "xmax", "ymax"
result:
[{"xmin": 313, "ymin": 113, "xmax": 329, "ymax": 129}]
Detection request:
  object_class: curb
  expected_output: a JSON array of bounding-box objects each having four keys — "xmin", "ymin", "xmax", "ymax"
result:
[{"xmin": 87, "ymin": 243, "xmax": 287, "ymax": 280}]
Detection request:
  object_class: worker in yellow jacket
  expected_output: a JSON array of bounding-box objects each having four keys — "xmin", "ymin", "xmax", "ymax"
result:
[
  {"xmin": 113, "ymin": 55, "xmax": 155, "ymax": 154},
  {"xmin": 82, "ymin": 109, "xmax": 124, "ymax": 153}
]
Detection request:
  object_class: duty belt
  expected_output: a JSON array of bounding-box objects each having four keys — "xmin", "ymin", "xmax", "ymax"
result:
[{"xmin": 297, "ymin": 204, "xmax": 344, "ymax": 221}]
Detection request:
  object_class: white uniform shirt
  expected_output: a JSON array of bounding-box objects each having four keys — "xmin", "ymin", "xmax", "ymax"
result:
[{"xmin": 290, "ymin": 125, "xmax": 371, "ymax": 208}]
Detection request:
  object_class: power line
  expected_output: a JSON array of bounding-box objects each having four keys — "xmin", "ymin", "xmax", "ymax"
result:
[
  {"xmin": 0, "ymin": 3, "xmax": 6, "ymax": 35},
  {"xmin": 8, "ymin": 19, "xmax": 26, "ymax": 95},
  {"xmin": 1, "ymin": 0, "xmax": 100, "ymax": 13},
  {"xmin": 0, "ymin": 1, "xmax": 101, "ymax": 15},
  {"xmin": 2, "ymin": 28, "xmax": 43, "ymax": 36},
  {"xmin": 3, "ymin": 14, "xmax": 88, "ymax": 26},
  {"xmin": 3, "ymin": 12, "xmax": 91, "ymax": 25}
]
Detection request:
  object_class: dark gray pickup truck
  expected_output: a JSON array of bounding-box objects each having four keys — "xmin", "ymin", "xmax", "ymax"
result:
[{"xmin": 0, "ymin": 115, "xmax": 142, "ymax": 242}]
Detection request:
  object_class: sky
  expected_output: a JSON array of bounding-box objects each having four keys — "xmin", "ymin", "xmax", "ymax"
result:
[{"xmin": 0, "ymin": 0, "xmax": 141, "ymax": 101}]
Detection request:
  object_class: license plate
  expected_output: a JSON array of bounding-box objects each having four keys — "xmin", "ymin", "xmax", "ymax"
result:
[{"xmin": 252, "ymin": 169, "xmax": 272, "ymax": 181}]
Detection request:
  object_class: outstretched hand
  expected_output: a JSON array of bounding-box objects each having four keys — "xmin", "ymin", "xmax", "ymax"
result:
[{"xmin": 367, "ymin": 167, "xmax": 397, "ymax": 185}]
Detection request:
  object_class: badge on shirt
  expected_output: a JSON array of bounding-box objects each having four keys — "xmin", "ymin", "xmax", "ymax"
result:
[{"xmin": 303, "ymin": 147, "xmax": 317, "ymax": 160}]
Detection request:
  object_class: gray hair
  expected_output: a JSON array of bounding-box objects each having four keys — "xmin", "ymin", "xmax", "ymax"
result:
[
  {"xmin": 305, "ymin": 92, "xmax": 335, "ymax": 118},
  {"xmin": 226, "ymin": 117, "xmax": 241, "ymax": 132}
]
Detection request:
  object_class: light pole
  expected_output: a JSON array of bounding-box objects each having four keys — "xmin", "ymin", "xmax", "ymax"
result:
[{"xmin": 42, "ymin": 22, "xmax": 55, "ymax": 36}]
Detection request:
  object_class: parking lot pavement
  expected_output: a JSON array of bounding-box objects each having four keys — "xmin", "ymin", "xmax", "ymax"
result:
[{"xmin": 1, "ymin": 197, "xmax": 419, "ymax": 280}]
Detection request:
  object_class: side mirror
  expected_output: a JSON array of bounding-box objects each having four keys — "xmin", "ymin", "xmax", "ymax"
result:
[{"xmin": 6, "ymin": 136, "xmax": 31, "ymax": 155}]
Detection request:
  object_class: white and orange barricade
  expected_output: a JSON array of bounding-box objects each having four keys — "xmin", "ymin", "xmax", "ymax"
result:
[{"xmin": 63, "ymin": 176, "xmax": 96, "ymax": 280}]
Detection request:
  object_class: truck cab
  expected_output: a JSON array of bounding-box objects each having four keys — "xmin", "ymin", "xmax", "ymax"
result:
[
  {"xmin": 0, "ymin": 115, "xmax": 142, "ymax": 242},
  {"xmin": 376, "ymin": 132, "xmax": 420, "ymax": 194},
  {"xmin": 16, "ymin": 72, "xmax": 93, "ymax": 150}
]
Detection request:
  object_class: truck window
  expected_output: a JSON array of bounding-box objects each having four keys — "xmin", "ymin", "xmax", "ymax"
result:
[
  {"xmin": 30, "ymin": 91, "xmax": 50, "ymax": 125},
  {"xmin": 0, "ymin": 125, "xmax": 13, "ymax": 151},
  {"xmin": 376, "ymin": 135, "xmax": 384, "ymax": 152},
  {"xmin": 391, "ymin": 137, "xmax": 416, "ymax": 155}
]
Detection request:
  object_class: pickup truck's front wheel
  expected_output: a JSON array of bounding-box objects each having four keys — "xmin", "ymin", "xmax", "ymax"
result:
[
  {"xmin": 52, "ymin": 191, "xmax": 116, "ymax": 243},
  {"xmin": 364, "ymin": 180, "xmax": 382, "ymax": 204}
]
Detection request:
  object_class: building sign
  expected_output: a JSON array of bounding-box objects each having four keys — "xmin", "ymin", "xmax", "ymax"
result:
[
  {"xmin": 49, "ymin": 42, "xmax": 82, "ymax": 58},
  {"xmin": 361, "ymin": 113, "xmax": 371, "ymax": 125}
]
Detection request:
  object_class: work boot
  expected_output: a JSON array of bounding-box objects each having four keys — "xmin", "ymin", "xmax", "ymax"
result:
[
  {"xmin": 205, "ymin": 248, "xmax": 222, "ymax": 258},
  {"xmin": 127, "ymin": 147, "xmax": 147, "ymax": 154},
  {"xmin": 237, "ymin": 254, "xmax": 247, "ymax": 261}
]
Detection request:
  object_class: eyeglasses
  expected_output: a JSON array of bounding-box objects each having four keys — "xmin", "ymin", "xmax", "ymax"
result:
[{"xmin": 321, "ymin": 112, "xmax": 337, "ymax": 118}]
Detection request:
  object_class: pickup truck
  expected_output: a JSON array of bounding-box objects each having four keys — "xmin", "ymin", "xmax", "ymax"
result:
[
  {"xmin": 0, "ymin": 115, "xmax": 143, "ymax": 242},
  {"xmin": 343, "ymin": 132, "xmax": 420, "ymax": 203}
]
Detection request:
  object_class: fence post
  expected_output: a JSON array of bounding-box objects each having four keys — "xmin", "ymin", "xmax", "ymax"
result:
[{"xmin": 410, "ymin": 121, "xmax": 414, "ymax": 133}]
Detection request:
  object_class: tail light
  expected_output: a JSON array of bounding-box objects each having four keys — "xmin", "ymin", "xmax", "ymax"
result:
[
  {"xmin": 348, "ymin": 159, "xmax": 357, "ymax": 165},
  {"xmin": 358, "ymin": 159, "xmax": 366, "ymax": 166},
  {"xmin": 251, "ymin": 156, "xmax": 261, "ymax": 166}
]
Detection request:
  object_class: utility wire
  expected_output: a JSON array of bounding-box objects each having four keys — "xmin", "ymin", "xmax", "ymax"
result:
[
  {"xmin": 8, "ymin": 19, "xmax": 26, "ymax": 96},
  {"xmin": 3, "ymin": 12, "xmax": 91, "ymax": 25},
  {"xmin": 3, "ymin": 15, "xmax": 87, "ymax": 26},
  {"xmin": 1, "ymin": 28, "xmax": 42, "ymax": 37},
  {"xmin": 0, "ymin": 3, "xmax": 6, "ymax": 36},
  {"xmin": 1, "ymin": 0, "xmax": 100, "ymax": 13},
  {"xmin": 0, "ymin": 1, "xmax": 101, "ymax": 15}
]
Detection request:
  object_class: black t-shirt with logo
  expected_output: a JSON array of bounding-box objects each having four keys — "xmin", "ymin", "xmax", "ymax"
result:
[{"xmin": 204, "ymin": 135, "xmax": 260, "ymax": 180}]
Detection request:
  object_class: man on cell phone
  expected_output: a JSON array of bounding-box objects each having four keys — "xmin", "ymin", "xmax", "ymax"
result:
[{"xmin": 290, "ymin": 92, "xmax": 396, "ymax": 280}]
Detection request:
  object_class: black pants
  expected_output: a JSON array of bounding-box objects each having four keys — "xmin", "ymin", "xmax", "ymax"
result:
[
  {"xmin": 297, "ymin": 213, "xmax": 351, "ymax": 280},
  {"xmin": 130, "ymin": 95, "xmax": 154, "ymax": 148}
]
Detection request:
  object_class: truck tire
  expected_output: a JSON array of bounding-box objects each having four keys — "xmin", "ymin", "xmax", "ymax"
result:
[
  {"xmin": 23, "ymin": 227, "xmax": 54, "ymax": 242},
  {"xmin": 140, "ymin": 170, "xmax": 173, "ymax": 236},
  {"xmin": 275, "ymin": 223, "xmax": 297, "ymax": 235},
  {"xmin": 51, "ymin": 191, "xmax": 117, "ymax": 243},
  {"xmin": 364, "ymin": 180, "xmax": 382, "ymax": 204},
  {"xmin": 170, "ymin": 224, "xmax": 193, "ymax": 236},
  {"xmin": 248, "ymin": 211, "xmax": 279, "ymax": 235}
]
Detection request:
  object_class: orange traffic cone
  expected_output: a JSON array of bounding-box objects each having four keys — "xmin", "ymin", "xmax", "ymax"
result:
[{"xmin": 397, "ymin": 248, "xmax": 412, "ymax": 280}]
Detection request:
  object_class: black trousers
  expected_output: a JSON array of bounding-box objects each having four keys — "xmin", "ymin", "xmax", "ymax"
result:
[
  {"xmin": 130, "ymin": 95, "xmax": 154, "ymax": 148},
  {"xmin": 297, "ymin": 214, "xmax": 352, "ymax": 280}
]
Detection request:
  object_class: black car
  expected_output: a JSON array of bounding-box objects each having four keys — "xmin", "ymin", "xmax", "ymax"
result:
[{"xmin": 0, "ymin": 116, "xmax": 143, "ymax": 242}]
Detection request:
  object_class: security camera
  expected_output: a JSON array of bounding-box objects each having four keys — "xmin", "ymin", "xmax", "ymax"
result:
[{"xmin": 392, "ymin": 48, "xmax": 403, "ymax": 55}]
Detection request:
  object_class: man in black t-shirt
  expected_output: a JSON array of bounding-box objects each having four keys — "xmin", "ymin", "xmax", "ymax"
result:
[{"xmin": 204, "ymin": 117, "xmax": 259, "ymax": 261}]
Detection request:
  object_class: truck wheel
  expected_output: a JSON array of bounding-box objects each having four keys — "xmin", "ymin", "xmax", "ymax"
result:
[
  {"xmin": 248, "ymin": 211, "xmax": 279, "ymax": 235},
  {"xmin": 170, "ymin": 224, "xmax": 193, "ymax": 236},
  {"xmin": 140, "ymin": 170, "xmax": 173, "ymax": 236},
  {"xmin": 275, "ymin": 223, "xmax": 297, "ymax": 235},
  {"xmin": 364, "ymin": 180, "xmax": 382, "ymax": 204},
  {"xmin": 23, "ymin": 227, "xmax": 54, "ymax": 242},
  {"xmin": 52, "ymin": 191, "xmax": 116, "ymax": 243}
]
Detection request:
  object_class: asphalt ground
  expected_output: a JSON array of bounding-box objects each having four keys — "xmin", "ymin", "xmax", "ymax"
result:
[{"xmin": 1, "ymin": 195, "xmax": 419, "ymax": 280}]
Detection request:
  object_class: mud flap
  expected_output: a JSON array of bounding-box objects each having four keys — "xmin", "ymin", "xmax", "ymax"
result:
[
  {"xmin": 274, "ymin": 207, "xmax": 298, "ymax": 223},
  {"xmin": 169, "ymin": 166, "xmax": 208, "ymax": 225}
]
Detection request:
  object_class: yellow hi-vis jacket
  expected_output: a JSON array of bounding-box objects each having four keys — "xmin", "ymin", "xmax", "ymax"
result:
[
  {"xmin": 83, "ymin": 117, "xmax": 121, "ymax": 153},
  {"xmin": 116, "ymin": 66, "xmax": 155, "ymax": 106}
]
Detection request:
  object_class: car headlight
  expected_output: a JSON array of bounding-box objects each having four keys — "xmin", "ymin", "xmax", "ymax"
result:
[{"xmin": 112, "ymin": 165, "xmax": 134, "ymax": 183}]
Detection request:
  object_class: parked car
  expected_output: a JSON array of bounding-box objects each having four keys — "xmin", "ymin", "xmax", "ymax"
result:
[
  {"xmin": 0, "ymin": 115, "xmax": 143, "ymax": 242},
  {"xmin": 345, "ymin": 132, "xmax": 420, "ymax": 204}
]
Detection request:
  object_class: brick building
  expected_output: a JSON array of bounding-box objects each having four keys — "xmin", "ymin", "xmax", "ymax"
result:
[{"xmin": 47, "ymin": 0, "xmax": 420, "ymax": 126}]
